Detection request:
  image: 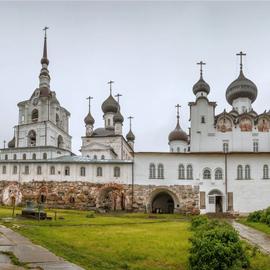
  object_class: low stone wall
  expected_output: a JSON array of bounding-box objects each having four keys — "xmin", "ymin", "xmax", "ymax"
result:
[{"xmin": 0, "ymin": 181, "xmax": 200, "ymax": 214}]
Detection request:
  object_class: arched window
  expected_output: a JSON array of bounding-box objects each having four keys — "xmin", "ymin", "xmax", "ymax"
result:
[
  {"xmin": 40, "ymin": 194, "xmax": 46, "ymax": 203},
  {"xmin": 263, "ymin": 165, "xmax": 269, "ymax": 179},
  {"xmin": 149, "ymin": 164, "xmax": 155, "ymax": 179},
  {"xmin": 2, "ymin": 165, "xmax": 6, "ymax": 174},
  {"xmin": 4, "ymin": 155, "xmax": 8, "ymax": 160},
  {"xmin": 203, "ymin": 168, "xmax": 211, "ymax": 179},
  {"xmin": 114, "ymin": 167, "xmax": 120, "ymax": 177},
  {"xmin": 28, "ymin": 130, "xmax": 36, "ymax": 147},
  {"xmin": 50, "ymin": 166, "xmax": 55, "ymax": 175},
  {"xmin": 23, "ymin": 154, "xmax": 26, "ymax": 160},
  {"xmin": 178, "ymin": 164, "xmax": 185, "ymax": 179},
  {"xmin": 32, "ymin": 153, "xmax": 36, "ymax": 160},
  {"xmin": 253, "ymin": 141, "xmax": 259, "ymax": 152},
  {"xmin": 157, "ymin": 164, "xmax": 164, "ymax": 179},
  {"xmin": 187, "ymin": 165, "xmax": 193, "ymax": 179},
  {"xmin": 101, "ymin": 155, "xmax": 105, "ymax": 160},
  {"xmin": 94, "ymin": 155, "xmax": 97, "ymax": 160},
  {"xmin": 245, "ymin": 165, "xmax": 251, "ymax": 179},
  {"xmin": 13, "ymin": 154, "xmax": 17, "ymax": 160},
  {"xmin": 69, "ymin": 196, "xmax": 75, "ymax": 204},
  {"xmin": 32, "ymin": 109, "xmax": 39, "ymax": 122},
  {"xmin": 56, "ymin": 114, "xmax": 60, "ymax": 126},
  {"xmin": 97, "ymin": 167, "xmax": 102, "ymax": 177},
  {"xmin": 237, "ymin": 165, "xmax": 243, "ymax": 180},
  {"xmin": 80, "ymin": 167, "xmax": 86, "ymax": 177},
  {"xmin": 57, "ymin": 135, "xmax": 64, "ymax": 148},
  {"xmin": 43, "ymin": 153, "xmax": 47, "ymax": 160},
  {"xmin": 13, "ymin": 166, "xmax": 17, "ymax": 175},
  {"xmin": 64, "ymin": 166, "xmax": 70, "ymax": 176},
  {"xmin": 24, "ymin": 166, "xmax": 29, "ymax": 175},
  {"xmin": 215, "ymin": 168, "xmax": 223, "ymax": 180},
  {"xmin": 37, "ymin": 166, "xmax": 42, "ymax": 175}
]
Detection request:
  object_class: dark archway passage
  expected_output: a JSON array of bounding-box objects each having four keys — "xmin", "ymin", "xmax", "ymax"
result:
[{"xmin": 152, "ymin": 192, "xmax": 175, "ymax": 214}]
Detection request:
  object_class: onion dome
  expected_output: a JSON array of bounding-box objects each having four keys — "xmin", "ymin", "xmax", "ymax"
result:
[
  {"xmin": 126, "ymin": 130, "xmax": 135, "ymax": 141},
  {"xmin": 101, "ymin": 95, "xmax": 118, "ymax": 114},
  {"xmin": 169, "ymin": 104, "xmax": 188, "ymax": 142},
  {"xmin": 168, "ymin": 122, "xmax": 188, "ymax": 142},
  {"xmin": 84, "ymin": 112, "xmax": 95, "ymax": 125},
  {"xmin": 113, "ymin": 110, "xmax": 124, "ymax": 123},
  {"xmin": 8, "ymin": 137, "xmax": 15, "ymax": 148},
  {"xmin": 193, "ymin": 76, "xmax": 210, "ymax": 96},
  {"xmin": 226, "ymin": 70, "xmax": 257, "ymax": 105}
]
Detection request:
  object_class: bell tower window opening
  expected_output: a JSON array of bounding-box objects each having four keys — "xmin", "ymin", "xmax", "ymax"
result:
[
  {"xmin": 32, "ymin": 109, "xmax": 39, "ymax": 122},
  {"xmin": 57, "ymin": 135, "xmax": 64, "ymax": 148},
  {"xmin": 28, "ymin": 130, "xmax": 37, "ymax": 147},
  {"xmin": 56, "ymin": 114, "xmax": 60, "ymax": 127},
  {"xmin": 201, "ymin": 116, "xmax": 206, "ymax": 124}
]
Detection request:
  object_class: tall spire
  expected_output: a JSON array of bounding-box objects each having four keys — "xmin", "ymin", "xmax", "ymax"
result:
[
  {"xmin": 175, "ymin": 104, "xmax": 181, "ymax": 128},
  {"xmin": 39, "ymin": 27, "xmax": 51, "ymax": 92},
  {"xmin": 126, "ymin": 116, "xmax": 135, "ymax": 142}
]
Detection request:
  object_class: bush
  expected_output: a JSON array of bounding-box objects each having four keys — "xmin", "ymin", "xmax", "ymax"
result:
[
  {"xmin": 86, "ymin": 211, "xmax": 95, "ymax": 218},
  {"xmin": 190, "ymin": 215, "xmax": 208, "ymax": 231},
  {"xmin": 189, "ymin": 219, "xmax": 249, "ymax": 270},
  {"xmin": 247, "ymin": 210, "xmax": 263, "ymax": 222}
]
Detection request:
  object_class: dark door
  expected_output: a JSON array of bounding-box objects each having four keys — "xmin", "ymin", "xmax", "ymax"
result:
[{"xmin": 215, "ymin": 196, "xmax": 223, "ymax": 213}]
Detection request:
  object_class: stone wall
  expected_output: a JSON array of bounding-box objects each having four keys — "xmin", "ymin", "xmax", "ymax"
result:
[{"xmin": 0, "ymin": 181, "xmax": 200, "ymax": 214}]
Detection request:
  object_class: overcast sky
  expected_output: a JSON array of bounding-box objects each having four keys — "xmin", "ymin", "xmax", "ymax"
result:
[{"xmin": 0, "ymin": 1, "xmax": 270, "ymax": 154}]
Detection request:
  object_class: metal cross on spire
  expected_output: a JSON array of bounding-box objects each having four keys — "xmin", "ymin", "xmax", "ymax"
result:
[
  {"xmin": 43, "ymin": 26, "xmax": 49, "ymax": 38},
  {"xmin": 3, "ymin": 140, "xmax": 6, "ymax": 149},
  {"xmin": 236, "ymin": 51, "xmax": 246, "ymax": 71},
  {"xmin": 115, "ymin": 93, "xmax": 122, "ymax": 104},
  {"xmin": 128, "ymin": 116, "xmax": 134, "ymax": 130},
  {"xmin": 86, "ymin": 96, "xmax": 93, "ymax": 113},
  {"xmin": 107, "ymin": 80, "xmax": 114, "ymax": 95},
  {"xmin": 197, "ymin": 61, "xmax": 206, "ymax": 77}
]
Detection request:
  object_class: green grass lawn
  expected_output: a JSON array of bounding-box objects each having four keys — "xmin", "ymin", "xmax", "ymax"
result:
[
  {"xmin": 0, "ymin": 208, "xmax": 191, "ymax": 270},
  {"xmin": 0, "ymin": 208, "xmax": 270, "ymax": 270}
]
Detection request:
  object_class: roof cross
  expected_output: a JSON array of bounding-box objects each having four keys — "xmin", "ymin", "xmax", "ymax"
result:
[
  {"xmin": 3, "ymin": 140, "xmax": 6, "ymax": 149},
  {"xmin": 86, "ymin": 96, "xmax": 93, "ymax": 113},
  {"xmin": 43, "ymin": 26, "xmax": 49, "ymax": 38},
  {"xmin": 115, "ymin": 93, "xmax": 122, "ymax": 104},
  {"xmin": 197, "ymin": 61, "xmax": 206, "ymax": 77},
  {"xmin": 236, "ymin": 51, "xmax": 246, "ymax": 71},
  {"xmin": 128, "ymin": 116, "xmax": 134, "ymax": 130},
  {"xmin": 107, "ymin": 80, "xmax": 114, "ymax": 95}
]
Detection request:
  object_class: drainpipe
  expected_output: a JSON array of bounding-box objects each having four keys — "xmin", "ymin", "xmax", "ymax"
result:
[
  {"xmin": 224, "ymin": 151, "xmax": 228, "ymax": 212},
  {"xmin": 131, "ymin": 162, "xmax": 134, "ymax": 212}
]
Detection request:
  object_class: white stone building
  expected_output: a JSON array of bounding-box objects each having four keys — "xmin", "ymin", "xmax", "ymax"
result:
[{"xmin": 0, "ymin": 34, "xmax": 270, "ymax": 215}]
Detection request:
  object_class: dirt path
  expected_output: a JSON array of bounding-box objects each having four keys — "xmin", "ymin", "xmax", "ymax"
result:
[{"xmin": 232, "ymin": 221, "xmax": 270, "ymax": 254}]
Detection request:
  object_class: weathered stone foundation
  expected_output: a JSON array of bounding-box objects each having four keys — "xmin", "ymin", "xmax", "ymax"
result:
[{"xmin": 0, "ymin": 181, "xmax": 200, "ymax": 214}]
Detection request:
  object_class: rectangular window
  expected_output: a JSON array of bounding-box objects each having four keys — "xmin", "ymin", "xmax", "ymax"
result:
[
  {"xmin": 200, "ymin": 192, "xmax": 206, "ymax": 209},
  {"xmin": 228, "ymin": 192, "xmax": 233, "ymax": 211},
  {"xmin": 209, "ymin": 196, "xmax": 215, "ymax": 204},
  {"xmin": 2, "ymin": 166, "xmax": 6, "ymax": 174},
  {"xmin": 253, "ymin": 141, "xmax": 258, "ymax": 152},
  {"xmin": 25, "ymin": 166, "xmax": 29, "ymax": 175}
]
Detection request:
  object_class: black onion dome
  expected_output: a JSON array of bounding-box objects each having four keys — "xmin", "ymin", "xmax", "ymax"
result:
[
  {"xmin": 84, "ymin": 112, "xmax": 95, "ymax": 125},
  {"xmin": 8, "ymin": 137, "xmax": 15, "ymax": 148},
  {"xmin": 113, "ymin": 110, "xmax": 124, "ymax": 123},
  {"xmin": 126, "ymin": 130, "xmax": 135, "ymax": 141},
  {"xmin": 226, "ymin": 70, "xmax": 257, "ymax": 105},
  {"xmin": 101, "ymin": 95, "xmax": 118, "ymax": 114},
  {"xmin": 193, "ymin": 76, "xmax": 210, "ymax": 96},
  {"xmin": 168, "ymin": 122, "xmax": 188, "ymax": 142}
]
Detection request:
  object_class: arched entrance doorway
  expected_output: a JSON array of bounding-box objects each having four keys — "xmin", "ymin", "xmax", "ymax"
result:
[
  {"xmin": 208, "ymin": 189, "xmax": 223, "ymax": 213},
  {"xmin": 151, "ymin": 192, "xmax": 175, "ymax": 214},
  {"xmin": 98, "ymin": 184, "xmax": 125, "ymax": 212}
]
